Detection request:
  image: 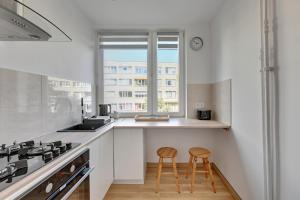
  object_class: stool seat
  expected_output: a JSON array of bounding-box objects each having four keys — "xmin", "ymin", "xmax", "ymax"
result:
[
  {"xmin": 157, "ymin": 147, "xmax": 177, "ymax": 158},
  {"xmin": 189, "ymin": 147, "xmax": 210, "ymax": 158}
]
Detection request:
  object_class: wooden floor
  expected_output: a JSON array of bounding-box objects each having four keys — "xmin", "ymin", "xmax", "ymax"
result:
[{"xmin": 104, "ymin": 165, "xmax": 234, "ymax": 200}]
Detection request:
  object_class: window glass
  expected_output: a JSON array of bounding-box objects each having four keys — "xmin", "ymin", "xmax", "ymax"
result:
[
  {"xmin": 119, "ymin": 91, "xmax": 133, "ymax": 98},
  {"xmin": 104, "ymin": 66, "xmax": 117, "ymax": 74},
  {"xmin": 135, "ymin": 66, "xmax": 147, "ymax": 74},
  {"xmin": 135, "ymin": 91, "xmax": 147, "ymax": 98},
  {"xmin": 105, "ymin": 91, "xmax": 116, "ymax": 98},
  {"xmin": 118, "ymin": 66, "xmax": 132, "ymax": 73},
  {"xmin": 104, "ymin": 79, "xmax": 117, "ymax": 86},
  {"xmin": 156, "ymin": 33, "xmax": 180, "ymax": 113},
  {"xmin": 100, "ymin": 31, "xmax": 182, "ymax": 115},
  {"xmin": 103, "ymin": 50, "xmax": 148, "ymax": 113},
  {"xmin": 118, "ymin": 79, "xmax": 132, "ymax": 86}
]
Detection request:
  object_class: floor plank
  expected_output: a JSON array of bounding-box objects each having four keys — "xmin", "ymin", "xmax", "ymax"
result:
[{"xmin": 104, "ymin": 166, "xmax": 234, "ymax": 200}]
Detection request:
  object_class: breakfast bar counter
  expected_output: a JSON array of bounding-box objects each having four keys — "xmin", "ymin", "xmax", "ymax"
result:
[{"xmin": 114, "ymin": 118, "xmax": 231, "ymax": 129}]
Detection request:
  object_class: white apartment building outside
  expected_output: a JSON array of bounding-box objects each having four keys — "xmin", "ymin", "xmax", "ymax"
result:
[{"xmin": 103, "ymin": 61, "xmax": 179, "ymax": 113}]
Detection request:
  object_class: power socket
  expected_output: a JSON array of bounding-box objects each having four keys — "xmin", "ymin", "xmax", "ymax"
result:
[{"xmin": 195, "ymin": 102, "xmax": 205, "ymax": 110}]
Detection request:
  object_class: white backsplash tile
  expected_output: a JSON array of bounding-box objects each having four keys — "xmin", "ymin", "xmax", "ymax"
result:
[
  {"xmin": 187, "ymin": 83, "xmax": 212, "ymax": 119},
  {"xmin": 187, "ymin": 80, "xmax": 231, "ymax": 125},
  {"xmin": 0, "ymin": 68, "xmax": 42, "ymax": 109},
  {"xmin": 0, "ymin": 68, "xmax": 93, "ymax": 145},
  {"xmin": 212, "ymin": 79, "xmax": 232, "ymax": 125}
]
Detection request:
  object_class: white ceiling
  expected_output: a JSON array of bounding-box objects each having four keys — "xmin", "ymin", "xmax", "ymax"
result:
[{"xmin": 73, "ymin": 0, "xmax": 225, "ymax": 27}]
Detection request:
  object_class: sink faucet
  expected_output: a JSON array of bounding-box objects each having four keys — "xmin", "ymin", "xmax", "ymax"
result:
[{"xmin": 81, "ymin": 97, "xmax": 87, "ymax": 123}]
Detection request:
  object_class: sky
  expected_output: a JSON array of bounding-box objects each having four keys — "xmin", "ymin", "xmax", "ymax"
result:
[{"xmin": 104, "ymin": 49, "xmax": 179, "ymax": 63}]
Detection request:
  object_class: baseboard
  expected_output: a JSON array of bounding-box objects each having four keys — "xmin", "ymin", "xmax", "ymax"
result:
[
  {"xmin": 113, "ymin": 179, "xmax": 144, "ymax": 184},
  {"xmin": 147, "ymin": 162, "xmax": 241, "ymax": 200},
  {"xmin": 211, "ymin": 163, "xmax": 242, "ymax": 200}
]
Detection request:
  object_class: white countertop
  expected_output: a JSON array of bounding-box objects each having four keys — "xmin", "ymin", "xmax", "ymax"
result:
[
  {"xmin": 114, "ymin": 118, "xmax": 231, "ymax": 129},
  {"xmin": 0, "ymin": 118, "xmax": 230, "ymax": 200},
  {"xmin": 0, "ymin": 122, "xmax": 115, "ymax": 200}
]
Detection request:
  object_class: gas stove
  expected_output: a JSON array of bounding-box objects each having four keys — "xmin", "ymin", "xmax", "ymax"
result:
[{"xmin": 0, "ymin": 140, "xmax": 80, "ymax": 192}]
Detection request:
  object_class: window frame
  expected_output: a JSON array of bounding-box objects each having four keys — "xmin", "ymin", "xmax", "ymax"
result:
[
  {"xmin": 97, "ymin": 30, "xmax": 185, "ymax": 117},
  {"xmin": 152, "ymin": 31, "xmax": 185, "ymax": 117}
]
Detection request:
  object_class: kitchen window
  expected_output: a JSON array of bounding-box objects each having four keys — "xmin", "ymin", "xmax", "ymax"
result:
[{"xmin": 99, "ymin": 31, "xmax": 185, "ymax": 116}]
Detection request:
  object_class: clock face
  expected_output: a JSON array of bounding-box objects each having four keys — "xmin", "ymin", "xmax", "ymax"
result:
[{"xmin": 190, "ymin": 37, "xmax": 203, "ymax": 51}]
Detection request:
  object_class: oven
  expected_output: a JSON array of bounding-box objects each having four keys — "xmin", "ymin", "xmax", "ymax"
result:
[{"xmin": 20, "ymin": 149, "xmax": 93, "ymax": 200}]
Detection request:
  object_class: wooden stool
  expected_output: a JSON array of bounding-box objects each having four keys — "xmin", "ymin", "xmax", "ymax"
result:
[
  {"xmin": 156, "ymin": 147, "xmax": 180, "ymax": 193},
  {"xmin": 185, "ymin": 147, "xmax": 216, "ymax": 193}
]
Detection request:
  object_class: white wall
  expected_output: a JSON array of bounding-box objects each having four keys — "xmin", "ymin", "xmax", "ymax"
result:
[
  {"xmin": 276, "ymin": 0, "xmax": 300, "ymax": 199},
  {"xmin": 0, "ymin": 0, "xmax": 96, "ymax": 143},
  {"xmin": 184, "ymin": 23, "xmax": 212, "ymax": 84},
  {"xmin": 145, "ymin": 128, "xmax": 217, "ymax": 163},
  {"xmin": 0, "ymin": 0, "xmax": 96, "ymax": 83},
  {"xmin": 211, "ymin": 0, "xmax": 264, "ymax": 200}
]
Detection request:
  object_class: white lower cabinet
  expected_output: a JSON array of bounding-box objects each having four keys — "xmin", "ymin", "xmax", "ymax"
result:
[
  {"xmin": 114, "ymin": 128, "xmax": 145, "ymax": 184},
  {"xmin": 88, "ymin": 129, "xmax": 114, "ymax": 200}
]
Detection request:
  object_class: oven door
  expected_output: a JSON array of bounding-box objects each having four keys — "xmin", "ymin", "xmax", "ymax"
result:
[{"xmin": 48, "ymin": 165, "xmax": 94, "ymax": 200}]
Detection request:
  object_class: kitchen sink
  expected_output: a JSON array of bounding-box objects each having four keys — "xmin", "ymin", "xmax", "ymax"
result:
[{"xmin": 57, "ymin": 119, "xmax": 111, "ymax": 132}]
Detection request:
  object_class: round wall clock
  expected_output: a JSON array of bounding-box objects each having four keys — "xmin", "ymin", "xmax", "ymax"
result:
[{"xmin": 190, "ymin": 36, "xmax": 204, "ymax": 51}]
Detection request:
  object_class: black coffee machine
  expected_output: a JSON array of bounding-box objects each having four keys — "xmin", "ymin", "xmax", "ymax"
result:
[
  {"xmin": 99, "ymin": 104, "xmax": 112, "ymax": 116},
  {"xmin": 197, "ymin": 110, "xmax": 212, "ymax": 120}
]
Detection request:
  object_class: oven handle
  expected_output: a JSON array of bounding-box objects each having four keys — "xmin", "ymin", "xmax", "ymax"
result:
[{"xmin": 60, "ymin": 166, "xmax": 95, "ymax": 200}]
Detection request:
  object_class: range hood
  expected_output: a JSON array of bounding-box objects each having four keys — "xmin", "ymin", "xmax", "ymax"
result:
[{"xmin": 0, "ymin": 0, "xmax": 71, "ymax": 41}]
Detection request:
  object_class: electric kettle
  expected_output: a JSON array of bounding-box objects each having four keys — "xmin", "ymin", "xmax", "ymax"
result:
[{"xmin": 99, "ymin": 104, "xmax": 112, "ymax": 116}]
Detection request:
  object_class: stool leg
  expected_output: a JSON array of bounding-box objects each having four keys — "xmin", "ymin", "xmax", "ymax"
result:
[
  {"xmin": 172, "ymin": 157, "xmax": 180, "ymax": 193},
  {"xmin": 156, "ymin": 157, "xmax": 163, "ymax": 193},
  {"xmin": 185, "ymin": 154, "xmax": 193, "ymax": 178},
  {"xmin": 191, "ymin": 157, "xmax": 197, "ymax": 193},
  {"xmin": 202, "ymin": 158, "xmax": 208, "ymax": 179},
  {"xmin": 206, "ymin": 159, "xmax": 216, "ymax": 193}
]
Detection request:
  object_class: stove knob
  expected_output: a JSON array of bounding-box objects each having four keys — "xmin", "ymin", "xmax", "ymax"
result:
[
  {"xmin": 52, "ymin": 148, "xmax": 60, "ymax": 157},
  {"xmin": 49, "ymin": 143, "xmax": 55, "ymax": 150},
  {"xmin": 44, "ymin": 152, "xmax": 53, "ymax": 161},
  {"xmin": 70, "ymin": 164, "xmax": 76, "ymax": 173},
  {"xmin": 45, "ymin": 182, "xmax": 53, "ymax": 193},
  {"xmin": 59, "ymin": 146, "xmax": 66, "ymax": 153},
  {"xmin": 66, "ymin": 143, "xmax": 72, "ymax": 150}
]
